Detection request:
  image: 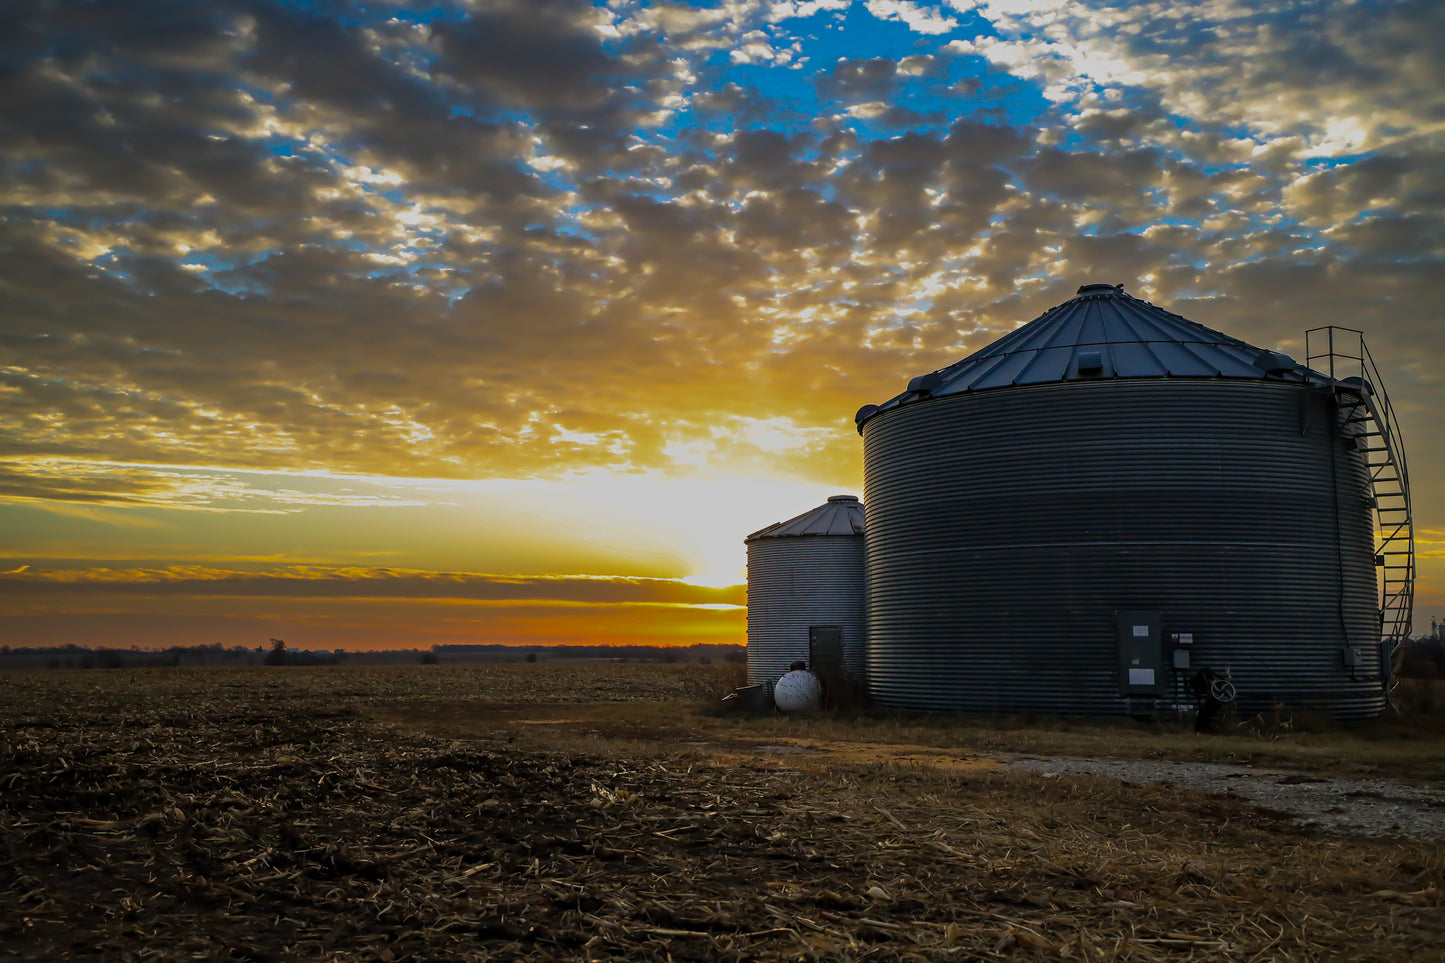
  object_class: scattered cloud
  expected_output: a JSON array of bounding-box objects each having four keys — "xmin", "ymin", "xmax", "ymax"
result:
[
  {"xmin": 0, "ymin": 459, "xmax": 430, "ymax": 511},
  {"xmin": 0, "ymin": 565, "xmax": 744, "ymax": 606},
  {"xmin": 865, "ymin": 0, "xmax": 960, "ymax": 35}
]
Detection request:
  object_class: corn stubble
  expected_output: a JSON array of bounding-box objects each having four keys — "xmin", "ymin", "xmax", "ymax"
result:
[{"xmin": 1, "ymin": 664, "xmax": 1441, "ymax": 961}]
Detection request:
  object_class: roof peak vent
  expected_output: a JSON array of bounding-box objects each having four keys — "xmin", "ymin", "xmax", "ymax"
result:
[
  {"xmin": 1077, "ymin": 282, "xmax": 1125, "ymax": 295},
  {"xmin": 827, "ymin": 494, "xmax": 859, "ymax": 502}
]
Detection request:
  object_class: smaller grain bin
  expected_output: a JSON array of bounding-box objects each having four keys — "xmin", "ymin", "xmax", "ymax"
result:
[{"xmin": 745, "ymin": 495, "xmax": 866, "ymax": 687}]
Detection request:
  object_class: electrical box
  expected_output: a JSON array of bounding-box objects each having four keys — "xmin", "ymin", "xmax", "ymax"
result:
[
  {"xmin": 1117, "ymin": 610, "xmax": 1163, "ymax": 695},
  {"xmin": 1173, "ymin": 649, "xmax": 1191, "ymax": 670},
  {"xmin": 1342, "ymin": 646, "xmax": 1362, "ymax": 668}
]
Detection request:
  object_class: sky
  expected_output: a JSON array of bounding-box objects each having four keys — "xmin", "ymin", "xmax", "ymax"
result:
[{"xmin": 2, "ymin": 0, "xmax": 1443, "ymax": 651}]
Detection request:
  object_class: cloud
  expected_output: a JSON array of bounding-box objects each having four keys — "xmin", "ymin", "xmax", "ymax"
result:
[
  {"xmin": 766, "ymin": 0, "xmax": 852, "ymax": 23},
  {"xmin": 0, "ymin": 564, "xmax": 744, "ymax": 605},
  {"xmin": 1283, "ymin": 149, "xmax": 1445, "ymax": 229},
  {"xmin": 865, "ymin": 0, "xmax": 960, "ymax": 35},
  {"xmin": 967, "ymin": 0, "xmax": 1445, "ymax": 156},
  {"xmin": 815, "ymin": 57, "xmax": 901, "ymax": 101},
  {"xmin": 428, "ymin": 0, "xmax": 620, "ymax": 109},
  {"xmin": 0, "ymin": 458, "xmax": 439, "ymax": 510}
]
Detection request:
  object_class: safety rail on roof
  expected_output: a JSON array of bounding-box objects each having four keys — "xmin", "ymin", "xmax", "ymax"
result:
[{"xmin": 1306, "ymin": 326, "xmax": 1415, "ymax": 686}]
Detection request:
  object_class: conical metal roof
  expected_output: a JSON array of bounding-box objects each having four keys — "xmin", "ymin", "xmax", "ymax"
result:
[
  {"xmin": 746, "ymin": 495, "xmax": 865, "ymax": 542},
  {"xmin": 857, "ymin": 283, "xmax": 1314, "ymax": 430}
]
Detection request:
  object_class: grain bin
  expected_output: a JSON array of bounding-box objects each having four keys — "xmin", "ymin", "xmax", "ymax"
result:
[
  {"xmin": 745, "ymin": 495, "xmax": 866, "ymax": 686},
  {"xmin": 855, "ymin": 283, "xmax": 1406, "ymax": 719}
]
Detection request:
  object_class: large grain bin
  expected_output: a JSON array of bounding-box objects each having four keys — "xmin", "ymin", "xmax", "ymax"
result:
[
  {"xmin": 855, "ymin": 283, "xmax": 1391, "ymax": 718},
  {"xmin": 745, "ymin": 495, "xmax": 866, "ymax": 686}
]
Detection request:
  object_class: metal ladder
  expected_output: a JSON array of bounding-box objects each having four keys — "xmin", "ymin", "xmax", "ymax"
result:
[{"xmin": 1305, "ymin": 327, "xmax": 1415, "ymax": 675}]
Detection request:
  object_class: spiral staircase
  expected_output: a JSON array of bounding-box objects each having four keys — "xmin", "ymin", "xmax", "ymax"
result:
[{"xmin": 1306, "ymin": 326, "xmax": 1415, "ymax": 684}]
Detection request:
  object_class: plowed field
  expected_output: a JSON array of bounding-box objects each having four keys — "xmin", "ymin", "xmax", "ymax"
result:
[{"xmin": 2, "ymin": 664, "xmax": 1441, "ymax": 960}]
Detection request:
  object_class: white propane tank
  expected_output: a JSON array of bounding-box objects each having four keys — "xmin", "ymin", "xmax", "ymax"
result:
[{"xmin": 773, "ymin": 669, "xmax": 822, "ymax": 712}]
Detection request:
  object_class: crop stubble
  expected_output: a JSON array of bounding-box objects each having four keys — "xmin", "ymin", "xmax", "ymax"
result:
[{"xmin": 1, "ymin": 664, "xmax": 1442, "ymax": 961}]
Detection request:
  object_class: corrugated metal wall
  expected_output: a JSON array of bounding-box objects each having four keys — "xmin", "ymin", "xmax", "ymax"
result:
[
  {"xmin": 862, "ymin": 379, "xmax": 1383, "ymax": 718},
  {"xmin": 746, "ymin": 535, "xmax": 866, "ymax": 685}
]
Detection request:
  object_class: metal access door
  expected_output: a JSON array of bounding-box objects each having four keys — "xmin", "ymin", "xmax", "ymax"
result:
[
  {"xmin": 809, "ymin": 626, "xmax": 845, "ymax": 709},
  {"xmin": 809, "ymin": 625, "xmax": 843, "ymax": 673},
  {"xmin": 1117, "ymin": 610, "xmax": 1163, "ymax": 695}
]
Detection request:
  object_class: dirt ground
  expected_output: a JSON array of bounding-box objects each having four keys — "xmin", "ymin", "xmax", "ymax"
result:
[
  {"xmin": 2, "ymin": 664, "xmax": 1442, "ymax": 961},
  {"xmin": 391, "ymin": 698, "xmax": 1445, "ymax": 839}
]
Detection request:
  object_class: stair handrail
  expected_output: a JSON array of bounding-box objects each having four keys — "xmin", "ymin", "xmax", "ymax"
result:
[{"xmin": 1304, "ymin": 326, "xmax": 1415, "ymax": 657}]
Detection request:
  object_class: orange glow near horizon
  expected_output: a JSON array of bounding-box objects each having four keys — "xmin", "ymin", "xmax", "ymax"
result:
[
  {"xmin": 0, "ymin": 467, "xmax": 820, "ymax": 651},
  {"xmin": 1, "ymin": 585, "xmax": 748, "ymax": 652}
]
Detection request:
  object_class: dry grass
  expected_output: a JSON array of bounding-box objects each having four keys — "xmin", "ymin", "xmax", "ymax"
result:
[
  {"xmin": 1391, "ymin": 677, "xmax": 1445, "ymax": 726},
  {"xmin": 2, "ymin": 664, "xmax": 1442, "ymax": 961}
]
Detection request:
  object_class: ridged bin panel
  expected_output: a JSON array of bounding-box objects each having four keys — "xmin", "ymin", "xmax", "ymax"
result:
[
  {"xmin": 862, "ymin": 379, "xmax": 1383, "ymax": 718},
  {"xmin": 746, "ymin": 536, "xmax": 866, "ymax": 685}
]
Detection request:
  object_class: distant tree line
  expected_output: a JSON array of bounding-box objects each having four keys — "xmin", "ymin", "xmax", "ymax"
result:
[
  {"xmin": 430, "ymin": 643, "xmax": 746, "ymax": 665},
  {"xmin": 0, "ymin": 643, "xmax": 263, "ymax": 671}
]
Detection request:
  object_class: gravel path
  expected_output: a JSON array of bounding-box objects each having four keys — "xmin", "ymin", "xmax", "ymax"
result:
[{"xmin": 1010, "ymin": 756, "xmax": 1445, "ymax": 839}]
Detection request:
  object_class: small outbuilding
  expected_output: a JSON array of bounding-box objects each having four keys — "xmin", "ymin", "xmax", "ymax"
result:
[{"xmin": 745, "ymin": 495, "xmax": 866, "ymax": 688}]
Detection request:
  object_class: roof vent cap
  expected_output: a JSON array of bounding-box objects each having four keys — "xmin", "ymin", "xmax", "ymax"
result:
[
  {"xmin": 1339, "ymin": 375, "xmax": 1373, "ymax": 396},
  {"xmin": 1252, "ymin": 350, "xmax": 1297, "ymax": 375},
  {"xmin": 1077, "ymin": 282, "xmax": 1124, "ymax": 295},
  {"xmin": 907, "ymin": 372, "xmax": 943, "ymax": 395},
  {"xmin": 1077, "ymin": 350, "xmax": 1104, "ymax": 375},
  {"xmin": 827, "ymin": 494, "xmax": 859, "ymax": 503}
]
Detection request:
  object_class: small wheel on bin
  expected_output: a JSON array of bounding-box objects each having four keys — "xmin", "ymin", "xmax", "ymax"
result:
[{"xmin": 1209, "ymin": 677, "xmax": 1237, "ymax": 704}]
